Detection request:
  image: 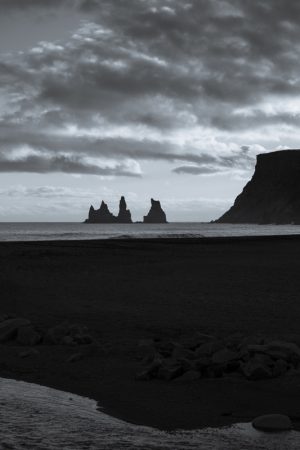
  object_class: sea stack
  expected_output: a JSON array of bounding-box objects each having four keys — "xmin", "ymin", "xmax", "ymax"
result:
[
  {"xmin": 143, "ymin": 199, "xmax": 167, "ymax": 223},
  {"xmin": 86, "ymin": 201, "xmax": 116, "ymax": 223},
  {"xmin": 85, "ymin": 196, "xmax": 132, "ymax": 223},
  {"xmin": 216, "ymin": 150, "xmax": 300, "ymax": 224},
  {"xmin": 117, "ymin": 196, "xmax": 132, "ymax": 223}
]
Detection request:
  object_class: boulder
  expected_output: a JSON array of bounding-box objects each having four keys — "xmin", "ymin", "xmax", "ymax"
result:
[
  {"xmin": 19, "ymin": 349, "xmax": 40, "ymax": 358},
  {"xmin": 67, "ymin": 352, "xmax": 83, "ymax": 363},
  {"xmin": 194, "ymin": 356, "xmax": 211, "ymax": 371},
  {"xmin": 44, "ymin": 322, "xmax": 70, "ymax": 344},
  {"xmin": 137, "ymin": 339, "xmax": 156, "ymax": 362},
  {"xmin": 252, "ymin": 414, "xmax": 292, "ymax": 431},
  {"xmin": 172, "ymin": 345, "xmax": 195, "ymax": 361},
  {"xmin": 16, "ymin": 326, "xmax": 41, "ymax": 346},
  {"xmin": 273, "ymin": 359, "xmax": 288, "ymax": 377},
  {"xmin": 211, "ymin": 349, "xmax": 240, "ymax": 365},
  {"xmin": 0, "ymin": 318, "xmax": 31, "ymax": 343},
  {"xmin": 44, "ymin": 322, "xmax": 93, "ymax": 345},
  {"xmin": 136, "ymin": 358, "xmax": 163, "ymax": 381},
  {"xmin": 157, "ymin": 365, "xmax": 183, "ymax": 381},
  {"xmin": 266, "ymin": 341, "xmax": 300, "ymax": 360},
  {"xmin": 174, "ymin": 370, "xmax": 200, "ymax": 382},
  {"xmin": 195, "ymin": 340, "xmax": 224, "ymax": 357},
  {"xmin": 241, "ymin": 360, "xmax": 272, "ymax": 380}
]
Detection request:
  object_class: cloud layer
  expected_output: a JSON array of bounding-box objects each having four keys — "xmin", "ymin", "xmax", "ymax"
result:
[{"xmin": 1, "ymin": 0, "xmax": 300, "ymax": 177}]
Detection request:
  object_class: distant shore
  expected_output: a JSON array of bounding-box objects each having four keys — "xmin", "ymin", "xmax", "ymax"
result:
[{"xmin": 1, "ymin": 235, "xmax": 300, "ymax": 430}]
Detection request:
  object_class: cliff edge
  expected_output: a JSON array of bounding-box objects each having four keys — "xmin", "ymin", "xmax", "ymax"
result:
[{"xmin": 216, "ymin": 150, "xmax": 300, "ymax": 224}]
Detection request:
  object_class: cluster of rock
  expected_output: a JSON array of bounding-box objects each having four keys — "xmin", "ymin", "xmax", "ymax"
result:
[
  {"xmin": 0, "ymin": 315, "xmax": 93, "ymax": 348},
  {"xmin": 217, "ymin": 150, "xmax": 300, "ymax": 224},
  {"xmin": 85, "ymin": 196, "xmax": 167, "ymax": 224},
  {"xmin": 86, "ymin": 196, "xmax": 132, "ymax": 224},
  {"xmin": 135, "ymin": 333, "xmax": 300, "ymax": 382}
]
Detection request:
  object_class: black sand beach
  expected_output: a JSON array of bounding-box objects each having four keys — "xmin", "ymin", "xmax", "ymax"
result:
[{"xmin": 1, "ymin": 236, "xmax": 300, "ymax": 430}]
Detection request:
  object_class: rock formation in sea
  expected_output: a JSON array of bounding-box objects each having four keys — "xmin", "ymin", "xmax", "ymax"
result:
[
  {"xmin": 85, "ymin": 196, "xmax": 133, "ymax": 223},
  {"xmin": 117, "ymin": 196, "xmax": 132, "ymax": 223},
  {"xmin": 143, "ymin": 198, "xmax": 167, "ymax": 223},
  {"xmin": 85, "ymin": 201, "xmax": 116, "ymax": 223},
  {"xmin": 216, "ymin": 149, "xmax": 300, "ymax": 224}
]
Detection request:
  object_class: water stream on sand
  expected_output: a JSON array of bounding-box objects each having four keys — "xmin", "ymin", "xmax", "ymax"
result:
[{"xmin": 0, "ymin": 378, "xmax": 299, "ymax": 449}]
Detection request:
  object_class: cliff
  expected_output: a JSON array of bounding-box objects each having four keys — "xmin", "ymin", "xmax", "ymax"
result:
[
  {"xmin": 143, "ymin": 199, "xmax": 167, "ymax": 223},
  {"xmin": 85, "ymin": 196, "xmax": 132, "ymax": 224},
  {"xmin": 216, "ymin": 150, "xmax": 300, "ymax": 224}
]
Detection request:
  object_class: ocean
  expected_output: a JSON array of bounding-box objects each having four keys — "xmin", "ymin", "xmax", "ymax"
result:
[
  {"xmin": 0, "ymin": 222, "xmax": 300, "ymax": 241},
  {"xmin": 0, "ymin": 378, "xmax": 299, "ymax": 449}
]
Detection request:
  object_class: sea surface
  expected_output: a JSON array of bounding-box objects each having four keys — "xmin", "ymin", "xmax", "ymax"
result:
[
  {"xmin": 0, "ymin": 377, "xmax": 299, "ymax": 450},
  {"xmin": 0, "ymin": 222, "xmax": 300, "ymax": 241}
]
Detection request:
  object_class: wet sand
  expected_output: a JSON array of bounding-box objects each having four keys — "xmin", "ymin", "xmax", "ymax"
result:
[{"xmin": 0, "ymin": 235, "xmax": 300, "ymax": 430}]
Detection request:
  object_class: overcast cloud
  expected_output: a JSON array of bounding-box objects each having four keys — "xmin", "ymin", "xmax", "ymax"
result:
[{"xmin": 0, "ymin": 0, "xmax": 299, "ymax": 219}]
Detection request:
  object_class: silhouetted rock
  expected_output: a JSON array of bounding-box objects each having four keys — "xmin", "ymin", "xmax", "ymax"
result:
[
  {"xmin": 135, "ymin": 334, "xmax": 300, "ymax": 383},
  {"xmin": 19, "ymin": 349, "xmax": 40, "ymax": 358},
  {"xmin": 117, "ymin": 196, "xmax": 132, "ymax": 223},
  {"xmin": 174, "ymin": 370, "xmax": 200, "ymax": 382},
  {"xmin": 45, "ymin": 322, "xmax": 93, "ymax": 345},
  {"xmin": 0, "ymin": 318, "xmax": 31, "ymax": 343},
  {"xmin": 143, "ymin": 199, "xmax": 167, "ymax": 223},
  {"xmin": 252, "ymin": 414, "xmax": 292, "ymax": 431},
  {"xmin": 17, "ymin": 325, "xmax": 41, "ymax": 346},
  {"xmin": 85, "ymin": 201, "xmax": 116, "ymax": 223},
  {"xmin": 85, "ymin": 196, "xmax": 132, "ymax": 223},
  {"xmin": 216, "ymin": 150, "xmax": 300, "ymax": 224}
]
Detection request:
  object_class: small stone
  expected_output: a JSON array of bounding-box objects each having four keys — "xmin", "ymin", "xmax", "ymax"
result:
[
  {"xmin": 136, "ymin": 339, "xmax": 156, "ymax": 362},
  {"xmin": 195, "ymin": 340, "xmax": 224, "ymax": 357},
  {"xmin": 61, "ymin": 336, "xmax": 75, "ymax": 346},
  {"xmin": 211, "ymin": 349, "xmax": 240, "ymax": 365},
  {"xmin": 135, "ymin": 357, "xmax": 162, "ymax": 380},
  {"xmin": 252, "ymin": 414, "xmax": 292, "ymax": 431},
  {"xmin": 172, "ymin": 345, "xmax": 195, "ymax": 361},
  {"xmin": 241, "ymin": 361, "xmax": 272, "ymax": 380},
  {"xmin": 194, "ymin": 356, "xmax": 211, "ymax": 371},
  {"xmin": 0, "ymin": 318, "xmax": 31, "ymax": 343},
  {"xmin": 252, "ymin": 353, "xmax": 274, "ymax": 367},
  {"xmin": 273, "ymin": 359, "xmax": 288, "ymax": 377},
  {"xmin": 67, "ymin": 352, "xmax": 83, "ymax": 363},
  {"xmin": 174, "ymin": 370, "xmax": 200, "ymax": 382},
  {"xmin": 16, "ymin": 326, "xmax": 41, "ymax": 346},
  {"xmin": 266, "ymin": 341, "xmax": 300, "ymax": 360},
  {"xmin": 19, "ymin": 349, "xmax": 40, "ymax": 358},
  {"xmin": 45, "ymin": 322, "xmax": 70, "ymax": 345},
  {"xmin": 157, "ymin": 365, "xmax": 183, "ymax": 381}
]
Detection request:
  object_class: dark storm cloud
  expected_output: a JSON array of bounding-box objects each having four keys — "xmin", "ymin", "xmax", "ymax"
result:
[
  {"xmin": 1, "ymin": 0, "xmax": 300, "ymax": 175},
  {"xmin": 173, "ymin": 166, "xmax": 220, "ymax": 175},
  {"xmin": 0, "ymin": 149, "xmax": 140, "ymax": 177},
  {"xmin": 0, "ymin": 0, "xmax": 77, "ymax": 10}
]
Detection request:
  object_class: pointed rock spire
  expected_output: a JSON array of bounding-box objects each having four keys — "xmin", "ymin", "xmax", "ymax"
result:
[{"xmin": 117, "ymin": 196, "xmax": 132, "ymax": 223}]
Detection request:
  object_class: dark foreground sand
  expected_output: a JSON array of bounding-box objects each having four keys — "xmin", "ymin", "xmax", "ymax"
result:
[{"xmin": 1, "ymin": 235, "xmax": 300, "ymax": 430}]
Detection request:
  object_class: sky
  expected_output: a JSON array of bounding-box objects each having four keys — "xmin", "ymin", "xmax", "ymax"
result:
[{"xmin": 0, "ymin": 0, "xmax": 299, "ymax": 222}]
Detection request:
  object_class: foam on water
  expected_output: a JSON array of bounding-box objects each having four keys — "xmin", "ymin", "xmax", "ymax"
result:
[
  {"xmin": 0, "ymin": 222, "xmax": 300, "ymax": 241},
  {"xmin": 0, "ymin": 378, "xmax": 299, "ymax": 449}
]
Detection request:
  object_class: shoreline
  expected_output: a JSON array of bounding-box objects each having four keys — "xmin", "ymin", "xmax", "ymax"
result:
[{"xmin": 0, "ymin": 235, "xmax": 300, "ymax": 431}]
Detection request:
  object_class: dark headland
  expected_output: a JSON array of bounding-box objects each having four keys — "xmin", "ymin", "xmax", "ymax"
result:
[
  {"xmin": 85, "ymin": 197, "xmax": 167, "ymax": 224},
  {"xmin": 1, "ymin": 235, "xmax": 300, "ymax": 431},
  {"xmin": 217, "ymin": 149, "xmax": 300, "ymax": 224}
]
